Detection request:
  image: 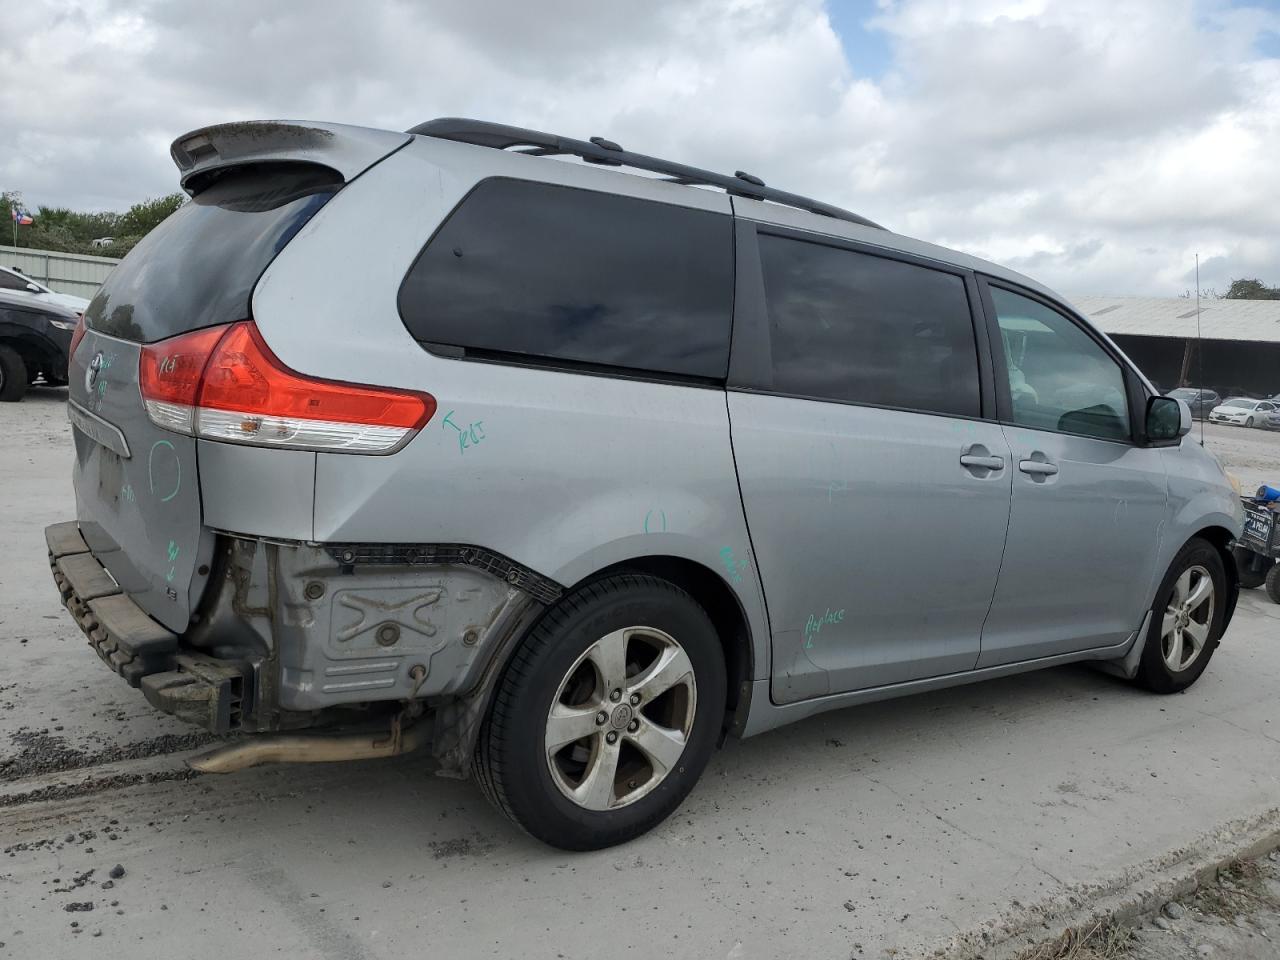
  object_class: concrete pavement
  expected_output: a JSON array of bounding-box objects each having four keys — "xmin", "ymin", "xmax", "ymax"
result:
[{"xmin": 1, "ymin": 388, "xmax": 1278, "ymax": 960}]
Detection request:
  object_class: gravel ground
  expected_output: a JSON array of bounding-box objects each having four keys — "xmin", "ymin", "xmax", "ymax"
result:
[
  {"xmin": 1197, "ymin": 420, "xmax": 1280, "ymax": 495},
  {"xmin": 1, "ymin": 388, "xmax": 1278, "ymax": 960},
  {"xmin": 1128, "ymin": 854, "xmax": 1280, "ymax": 960}
]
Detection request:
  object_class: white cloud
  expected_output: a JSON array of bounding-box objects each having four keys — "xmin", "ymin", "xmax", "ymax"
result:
[{"xmin": 2, "ymin": 0, "xmax": 1278, "ymax": 294}]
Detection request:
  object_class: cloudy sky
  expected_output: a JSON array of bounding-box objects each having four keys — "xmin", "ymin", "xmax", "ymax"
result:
[{"xmin": 4, "ymin": 0, "xmax": 1279, "ymax": 296}]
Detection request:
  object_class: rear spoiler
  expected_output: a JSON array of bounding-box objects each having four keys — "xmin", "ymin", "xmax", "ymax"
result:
[{"xmin": 170, "ymin": 120, "xmax": 412, "ymax": 195}]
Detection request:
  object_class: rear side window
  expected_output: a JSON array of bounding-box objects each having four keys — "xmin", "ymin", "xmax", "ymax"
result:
[
  {"xmin": 758, "ymin": 235, "xmax": 980, "ymax": 418},
  {"xmin": 85, "ymin": 165, "xmax": 340, "ymax": 343},
  {"xmin": 398, "ymin": 179, "xmax": 733, "ymax": 380}
]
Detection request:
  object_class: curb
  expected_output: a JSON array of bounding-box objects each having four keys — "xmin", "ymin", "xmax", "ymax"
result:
[{"xmin": 933, "ymin": 806, "xmax": 1280, "ymax": 959}]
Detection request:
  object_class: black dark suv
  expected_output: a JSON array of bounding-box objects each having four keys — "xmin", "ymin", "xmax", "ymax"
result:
[{"xmin": 0, "ymin": 291, "xmax": 77, "ymax": 401}]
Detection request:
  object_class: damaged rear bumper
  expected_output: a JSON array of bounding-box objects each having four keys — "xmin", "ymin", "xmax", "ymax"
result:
[
  {"xmin": 47, "ymin": 521, "xmax": 249, "ymax": 733},
  {"xmin": 45, "ymin": 520, "xmax": 555, "ymax": 771}
]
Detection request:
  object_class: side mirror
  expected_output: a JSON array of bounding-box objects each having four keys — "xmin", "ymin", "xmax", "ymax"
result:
[
  {"xmin": 25, "ymin": 282, "xmax": 42, "ymax": 294},
  {"xmin": 1147, "ymin": 396, "xmax": 1190, "ymax": 444}
]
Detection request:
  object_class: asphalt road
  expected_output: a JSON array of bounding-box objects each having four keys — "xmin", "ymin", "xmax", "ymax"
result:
[{"xmin": 2, "ymin": 388, "xmax": 1278, "ymax": 960}]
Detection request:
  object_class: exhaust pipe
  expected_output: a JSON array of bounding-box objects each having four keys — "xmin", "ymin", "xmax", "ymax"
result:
[{"xmin": 188, "ymin": 722, "xmax": 429, "ymax": 774}]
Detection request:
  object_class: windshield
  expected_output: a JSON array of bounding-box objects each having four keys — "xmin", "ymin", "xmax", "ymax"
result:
[
  {"xmin": 1222, "ymin": 399, "xmax": 1256, "ymax": 409},
  {"xmin": 1169, "ymin": 388, "xmax": 1198, "ymax": 399}
]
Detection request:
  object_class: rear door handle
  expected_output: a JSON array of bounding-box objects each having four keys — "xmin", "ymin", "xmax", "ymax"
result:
[
  {"xmin": 1018, "ymin": 460, "xmax": 1059, "ymax": 476},
  {"xmin": 960, "ymin": 454, "xmax": 1005, "ymax": 470}
]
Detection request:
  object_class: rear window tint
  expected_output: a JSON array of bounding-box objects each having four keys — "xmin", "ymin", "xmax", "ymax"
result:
[
  {"xmin": 758, "ymin": 234, "xmax": 980, "ymax": 418},
  {"xmin": 397, "ymin": 178, "xmax": 733, "ymax": 380},
  {"xmin": 85, "ymin": 165, "xmax": 340, "ymax": 343}
]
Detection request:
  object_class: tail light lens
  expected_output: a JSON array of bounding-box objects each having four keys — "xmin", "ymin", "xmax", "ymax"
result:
[
  {"xmin": 139, "ymin": 324, "xmax": 232, "ymax": 434},
  {"xmin": 139, "ymin": 322, "xmax": 435, "ymax": 453},
  {"xmin": 68, "ymin": 314, "xmax": 88, "ymax": 359}
]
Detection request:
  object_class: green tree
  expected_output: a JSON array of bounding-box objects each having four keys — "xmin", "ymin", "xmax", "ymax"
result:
[
  {"xmin": 1, "ymin": 191, "xmax": 185, "ymax": 256},
  {"xmin": 1224, "ymin": 278, "xmax": 1280, "ymax": 300},
  {"xmin": 117, "ymin": 194, "xmax": 185, "ymax": 236}
]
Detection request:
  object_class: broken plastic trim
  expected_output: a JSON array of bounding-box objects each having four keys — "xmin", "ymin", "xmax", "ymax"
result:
[{"xmin": 323, "ymin": 542, "xmax": 564, "ymax": 606}]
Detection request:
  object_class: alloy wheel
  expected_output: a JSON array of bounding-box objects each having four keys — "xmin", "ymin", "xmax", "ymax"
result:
[
  {"xmin": 545, "ymin": 626, "xmax": 697, "ymax": 811},
  {"xmin": 1161, "ymin": 564, "xmax": 1214, "ymax": 672}
]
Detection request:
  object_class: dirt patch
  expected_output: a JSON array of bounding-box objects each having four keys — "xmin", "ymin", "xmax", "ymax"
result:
[
  {"xmin": 0, "ymin": 768, "xmax": 200, "ymax": 809},
  {"xmin": 0, "ymin": 727, "xmax": 218, "ymax": 782},
  {"xmin": 428, "ymin": 834, "xmax": 497, "ymax": 860}
]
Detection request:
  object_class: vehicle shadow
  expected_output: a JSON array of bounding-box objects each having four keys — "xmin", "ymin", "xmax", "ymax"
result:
[
  {"xmin": 166, "ymin": 660, "xmax": 1151, "ymax": 856},
  {"xmin": 19, "ymin": 383, "xmax": 69, "ymax": 404}
]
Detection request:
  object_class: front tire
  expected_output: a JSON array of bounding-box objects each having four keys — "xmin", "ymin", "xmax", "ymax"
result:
[
  {"xmin": 475, "ymin": 573, "xmax": 726, "ymax": 850},
  {"xmin": 0, "ymin": 345, "xmax": 28, "ymax": 402},
  {"xmin": 1134, "ymin": 538, "xmax": 1225, "ymax": 693},
  {"xmin": 1246, "ymin": 417, "xmax": 1255, "ymax": 428}
]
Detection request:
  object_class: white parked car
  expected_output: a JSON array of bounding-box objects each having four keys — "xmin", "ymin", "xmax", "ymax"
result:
[
  {"xmin": 0, "ymin": 266, "xmax": 91, "ymax": 312},
  {"xmin": 1208, "ymin": 397, "xmax": 1277, "ymax": 428}
]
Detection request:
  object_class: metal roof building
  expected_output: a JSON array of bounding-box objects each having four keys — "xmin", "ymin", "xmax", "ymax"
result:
[
  {"xmin": 1071, "ymin": 296, "xmax": 1280, "ymax": 344},
  {"xmin": 1066, "ymin": 296, "xmax": 1280, "ymax": 397}
]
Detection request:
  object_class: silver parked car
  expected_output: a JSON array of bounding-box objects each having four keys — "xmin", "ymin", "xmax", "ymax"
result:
[
  {"xmin": 46, "ymin": 119, "xmax": 1243, "ymax": 850},
  {"xmin": 0, "ymin": 265, "xmax": 92, "ymax": 313}
]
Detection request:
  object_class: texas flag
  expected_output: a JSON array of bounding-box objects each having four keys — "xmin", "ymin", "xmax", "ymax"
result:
[{"xmin": 10, "ymin": 207, "xmax": 33, "ymax": 226}]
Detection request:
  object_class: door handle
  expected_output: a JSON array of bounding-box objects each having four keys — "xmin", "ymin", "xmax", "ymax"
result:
[
  {"xmin": 960, "ymin": 454, "xmax": 1005, "ymax": 470},
  {"xmin": 1018, "ymin": 459, "xmax": 1059, "ymax": 476}
]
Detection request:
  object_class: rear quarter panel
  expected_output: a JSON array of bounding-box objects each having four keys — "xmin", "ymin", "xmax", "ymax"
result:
[{"xmin": 249, "ymin": 137, "xmax": 772, "ymax": 682}]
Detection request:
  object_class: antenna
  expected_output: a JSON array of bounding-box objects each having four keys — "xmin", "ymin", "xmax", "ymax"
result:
[{"xmin": 1196, "ymin": 253, "xmax": 1204, "ymax": 447}]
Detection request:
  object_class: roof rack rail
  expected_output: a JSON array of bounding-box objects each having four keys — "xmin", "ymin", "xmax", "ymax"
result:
[{"xmin": 406, "ymin": 118, "xmax": 884, "ymax": 230}]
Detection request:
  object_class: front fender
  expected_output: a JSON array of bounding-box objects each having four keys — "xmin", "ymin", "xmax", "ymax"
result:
[{"xmin": 1158, "ymin": 442, "xmax": 1244, "ymax": 619}]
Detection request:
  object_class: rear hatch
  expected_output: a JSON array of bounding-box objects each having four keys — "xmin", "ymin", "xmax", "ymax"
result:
[{"xmin": 68, "ymin": 121, "xmax": 410, "ymax": 633}]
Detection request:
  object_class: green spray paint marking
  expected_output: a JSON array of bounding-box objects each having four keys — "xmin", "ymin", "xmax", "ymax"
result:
[
  {"xmin": 442, "ymin": 410, "xmax": 486, "ymax": 454},
  {"xmin": 165, "ymin": 540, "xmax": 180, "ymax": 582},
  {"xmin": 147, "ymin": 439, "xmax": 181, "ymax": 502},
  {"xmin": 644, "ymin": 509, "xmax": 667, "ymax": 534},
  {"xmin": 121, "ymin": 484, "xmax": 135, "ymax": 504},
  {"xmin": 719, "ymin": 546, "xmax": 747, "ymax": 584},
  {"xmin": 804, "ymin": 608, "xmax": 845, "ymax": 648}
]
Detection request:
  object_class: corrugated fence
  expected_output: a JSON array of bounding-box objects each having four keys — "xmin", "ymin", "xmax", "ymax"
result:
[{"xmin": 0, "ymin": 245, "xmax": 119, "ymax": 299}]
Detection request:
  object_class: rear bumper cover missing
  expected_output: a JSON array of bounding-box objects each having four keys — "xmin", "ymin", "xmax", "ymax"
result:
[
  {"xmin": 46, "ymin": 521, "xmax": 558, "ymax": 768},
  {"xmin": 46, "ymin": 520, "xmax": 249, "ymax": 733}
]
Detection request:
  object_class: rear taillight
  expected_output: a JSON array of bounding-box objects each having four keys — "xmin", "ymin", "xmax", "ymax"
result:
[
  {"xmin": 139, "ymin": 324, "xmax": 232, "ymax": 434},
  {"xmin": 68, "ymin": 314, "xmax": 87, "ymax": 359},
  {"xmin": 139, "ymin": 322, "xmax": 435, "ymax": 453}
]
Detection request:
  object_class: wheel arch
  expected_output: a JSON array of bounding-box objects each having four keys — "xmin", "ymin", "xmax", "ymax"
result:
[
  {"xmin": 0, "ymin": 328, "xmax": 63, "ymax": 375},
  {"xmin": 436, "ymin": 553, "xmax": 758, "ymax": 780},
  {"xmin": 578, "ymin": 554, "xmax": 755, "ymax": 737},
  {"xmin": 1183, "ymin": 525, "xmax": 1241, "ymax": 630}
]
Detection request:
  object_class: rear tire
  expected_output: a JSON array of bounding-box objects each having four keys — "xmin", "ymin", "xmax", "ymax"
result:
[
  {"xmin": 1134, "ymin": 538, "xmax": 1225, "ymax": 694},
  {"xmin": 0, "ymin": 345, "xmax": 28, "ymax": 402},
  {"xmin": 1266, "ymin": 563, "xmax": 1280, "ymax": 605},
  {"xmin": 1234, "ymin": 546, "xmax": 1268, "ymax": 589},
  {"xmin": 474, "ymin": 573, "xmax": 726, "ymax": 850}
]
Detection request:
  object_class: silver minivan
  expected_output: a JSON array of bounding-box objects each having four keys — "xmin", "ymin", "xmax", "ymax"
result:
[{"xmin": 46, "ymin": 119, "xmax": 1243, "ymax": 850}]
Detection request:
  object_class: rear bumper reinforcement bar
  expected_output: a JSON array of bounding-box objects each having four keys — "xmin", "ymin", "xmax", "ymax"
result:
[{"xmin": 45, "ymin": 520, "xmax": 249, "ymax": 734}]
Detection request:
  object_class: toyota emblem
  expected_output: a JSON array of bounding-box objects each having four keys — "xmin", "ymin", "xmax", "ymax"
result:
[{"xmin": 85, "ymin": 351, "xmax": 104, "ymax": 392}]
